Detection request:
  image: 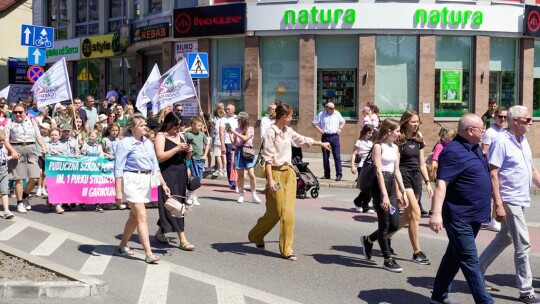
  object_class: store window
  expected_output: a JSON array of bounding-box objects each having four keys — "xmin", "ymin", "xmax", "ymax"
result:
[
  {"xmin": 316, "ymin": 36, "xmax": 358, "ymax": 119},
  {"xmin": 48, "ymin": 0, "xmax": 68, "ymax": 39},
  {"xmin": 109, "ymin": 0, "xmax": 126, "ymax": 32},
  {"xmin": 211, "ymin": 38, "xmax": 245, "ymax": 112},
  {"xmin": 149, "ymin": 0, "xmax": 162, "ymax": 14},
  {"xmin": 133, "ymin": 0, "xmax": 140, "ymax": 19},
  {"xmin": 76, "ymin": 60, "xmax": 100, "ymax": 99},
  {"xmin": 375, "ymin": 36, "xmax": 418, "ymax": 116},
  {"xmin": 532, "ymin": 40, "xmax": 540, "ymax": 118},
  {"xmin": 434, "ymin": 36, "xmax": 472, "ymax": 118},
  {"xmin": 108, "ymin": 57, "xmax": 137, "ymax": 97},
  {"xmin": 261, "ymin": 36, "xmax": 299, "ymax": 117},
  {"xmin": 76, "ymin": 0, "xmax": 99, "ymax": 37},
  {"xmin": 489, "ymin": 38, "xmax": 519, "ymax": 109}
]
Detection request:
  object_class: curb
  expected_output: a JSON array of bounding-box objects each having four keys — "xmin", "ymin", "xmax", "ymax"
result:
[{"xmin": 0, "ymin": 243, "xmax": 108, "ymax": 298}]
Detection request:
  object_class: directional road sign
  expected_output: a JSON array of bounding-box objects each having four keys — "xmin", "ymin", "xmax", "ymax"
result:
[
  {"xmin": 187, "ymin": 52, "xmax": 209, "ymax": 78},
  {"xmin": 27, "ymin": 65, "xmax": 45, "ymax": 84},
  {"xmin": 21, "ymin": 24, "xmax": 54, "ymax": 49},
  {"xmin": 28, "ymin": 47, "xmax": 46, "ymax": 66}
]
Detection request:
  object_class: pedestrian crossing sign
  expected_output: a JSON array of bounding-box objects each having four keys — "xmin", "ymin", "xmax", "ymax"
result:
[{"xmin": 187, "ymin": 52, "xmax": 209, "ymax": 78}]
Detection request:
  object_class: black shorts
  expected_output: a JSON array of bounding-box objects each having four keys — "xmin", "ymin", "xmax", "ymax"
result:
[
  {"xmin": 401, "ymin": 169, "xmax": 422, "ymax": 195},
  {"xmin": 38, "ymin": 156, "xmax": 44, "ymax": 171}
]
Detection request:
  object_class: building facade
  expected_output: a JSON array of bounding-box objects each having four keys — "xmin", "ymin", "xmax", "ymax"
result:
[{"xmin": 34, "ymin": 0, "xmax": 540, "ymax": 155}]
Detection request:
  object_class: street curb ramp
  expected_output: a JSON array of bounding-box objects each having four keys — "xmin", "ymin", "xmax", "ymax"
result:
[{"xmin": 0, "ymin": 243, "xmax": 108, "ymax": 298}]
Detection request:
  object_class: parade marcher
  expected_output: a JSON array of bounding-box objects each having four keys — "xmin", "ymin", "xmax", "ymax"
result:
[
  {"xmin": 248, "ymin": 103, "xmax": 331, "ymax": 261},
  {"xmin": 153, "ymin": 112, "xmax": 195, "ymax": 251},
  {"xmin": 115, "ymin": 105, "xmax": 128, "ymax": 127},
  {"xmin": 81, "ymin": 130, "xmax": 104, "ymax": 157},
  {"xmin": 429, "ymin": 113, "xmax": 494, "ymax": 304},
  {"xmin": 312, "ymin": 102, "xmax": 345, "ymax": 181},
  {"xmin": 102, "ymin": 122, "xmax": 126, "ymax": 211},
  {"xmin": 74, "ymin": 98, "xmax": 88, "ymax": 126},
  {"xmin": 361, "ymin": 119, "xmax": 408, "ymax": 272},
  {"xmin": 4, "ymin": 104, "xmax": 47, "ymax": 213},
  {"xmin": 260, "ymin": 101, "xmax": 277, "ymax": 139},
  {"xmin": 185, "ymin": 116, "xmax": 209, "ymax": 206},
  {"xmin": 36, "ymin": 122, "xmax": 51, "ymax": 197},
  {"xmin": 99, "ymin": 100, "xmax": 111, "ymax": 116},
  {"xmin": 388, "ymin": 110, "xmax": 433, "ymax": 265},
  {"xmin": 351, "ymin": 124, "xmax": 374, "ymax": 213},
  {"xmin": 115, "ymin": 113, "xmax": 168, "ymax": 263},
  {"xmin": 0, "ymin": 102, "xmax": 11, "ymax": 130},
  {"xmin": 146, "ymin": 106, "xmax": 172, "ymax": 131},
  {"xmin": 481, "ymin": 99, "xmax": 497, "ymax": 129},
  {"xmin": 228, "ymin": 112, "xmax": 261, "ymax": 204},
  {"xmin": 84, "ymin": 95, "xmax": 98, "ymax": 132},
  {"xmin": 106, "ymin": 84, "xmax": 119, "ymax": 101},
  {"xmin": 124, "ymin": 105, "xmax": 135, "ymax": 118},
  {"xmin": 220, "ymin": 104, "xmax": 238, "ymax": 190},
  {"xmin": 0, "ymin": 130, "xmax": 13, "ymax": 219},
  {"xmin": 479, "ymin": 106, "xmax": 540, "ymax": 304}
]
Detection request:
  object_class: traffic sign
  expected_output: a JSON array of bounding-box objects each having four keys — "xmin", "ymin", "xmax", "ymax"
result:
[
  {"xmin": 27, "ymin": 65, "xmax": 45, "ymax": 84},
  {"xmin": 27, "ymin": 47, "xmax": 46, "ymax": 66},
  {"xmin": 21, "ymin": 24, "xmax": 54, "ymax": 49},
  {"xmin": 187, "ymin": 52, "xmax": 209, "ymax": 78}
]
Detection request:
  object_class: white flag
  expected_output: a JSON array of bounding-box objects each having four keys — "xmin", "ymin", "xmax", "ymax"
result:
[
  {"xmin": 148, "ymin": 59, "xmax": 196, "ymax": 114},
  {"xmin": 32, "ymin": 57, "xmax": 72, "ymax": 107},
  {"xmin": 136, "ymin": 64, "xmax": 161, "ymax": 118},
  {"xmin": 0, "ymin": 86, "xmax": 9, "ymax": 100}
]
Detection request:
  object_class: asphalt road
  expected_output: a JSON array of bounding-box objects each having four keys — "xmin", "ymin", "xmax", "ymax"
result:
[{"xmin": 0, "ymin": 181, "xmax": 539, "ymax": 304}]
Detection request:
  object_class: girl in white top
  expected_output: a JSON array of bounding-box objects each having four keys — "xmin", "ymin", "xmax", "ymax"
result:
[
  {"xmin": 360, "ymin": 118, "xmax": 408, "ymax": 273},
  {"xmin": 351, "ymin": 124, "xmax": 374, "ymax": 213},
  {"xmin": 212, "ymin": 109, "xmax": 226, "ymax": 176}
]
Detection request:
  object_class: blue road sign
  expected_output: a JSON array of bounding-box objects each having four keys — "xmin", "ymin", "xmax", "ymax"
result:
[
  {"xmin": 27, "ymin": 47, "xmax": 46, "ymax": 66},
  {"xmin": 21, "ymin": 24, "xmax": 54, "ymax": 49},
  {"xmin": 187, "ymin": 52, "xmax": 209, "ymax": 78}
]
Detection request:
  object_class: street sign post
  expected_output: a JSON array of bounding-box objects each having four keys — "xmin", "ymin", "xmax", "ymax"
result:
[
  {"xmin": 21, "ymin": 24, "xmax": 54, "ymax": 49},
  {"xmin": 187, "ymin": 52, "xmax": 209, "ymax": 78},
  {"xmin": 27, "ymin": 65, "xmax": 45, "ymax": 84},
  {"xmin": 27, "ymin": 47, "xmax": 46, "ymax": 66}
]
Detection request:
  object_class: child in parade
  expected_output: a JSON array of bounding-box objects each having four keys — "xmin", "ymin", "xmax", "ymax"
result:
[
  {"xmin": 46, "ymin": 128, "xmax": 66, "ymax": 214},
  {"xmin": 36, "ymin": 122, "xmax": 51, "ymax": 197},
  {"xmin": 185, "ymin": 116, "xmax": 209, "ymax": 206},
  {"xmin": 0, "ymin": 130, "xmax": 13, "ymax": 219},
  {"xmin": 59, "ymin": 124, "xmax": 83, "ymax": 212},
  {"xmin": 101, "ymin": 123, "xmax": 125, "ymax": 210},
  {"xmin": 81, "ymin": 130, "xmax": 104, "ymax": 157}
]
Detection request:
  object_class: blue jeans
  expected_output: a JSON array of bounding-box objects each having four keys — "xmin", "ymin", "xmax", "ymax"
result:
[{"xmin": 432, "ymin": 221, "xmax": 494, "ymax": 304}]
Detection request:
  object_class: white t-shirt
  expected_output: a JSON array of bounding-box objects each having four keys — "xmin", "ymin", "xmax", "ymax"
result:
[
  {"xmin": 354, "ymin": 139, "xmax": 373, "ymax": 168},
  {"xmin": 220, "ymin": 115, "xmax": 238, "ymax": 145},
  {"xmin": 379, "ymin": 143, "xmax": 398, "ymax": 173},
  {"xmin": 212, "ymin": 116, "xmax": 222, "ymax": 146},
  {"xmin": 481, "ymin": 124, "xmax": 503, "ymax": 146}
]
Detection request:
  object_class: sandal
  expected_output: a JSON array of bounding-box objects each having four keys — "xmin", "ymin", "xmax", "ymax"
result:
[
  {"xmin": 145, "ymin": 254, "xmax": 160, "ymax": 264},
  {"xmin": 117, "ymin": 246, "xmax": 135, "ymax": 256},
  {"xmin": 154, "ymin": 233, "xmax": 168, "ymax": 244},
  {"xmin": 179, "ymin": 241, "xmax": 195, "ymax": 251},
  {"xmin": 283, "ymin": 255, "xmax": 297, "ymax": 261},
  {"xmin": 256, "ymin": 244, "xmax": 265, "ymax": 252}
]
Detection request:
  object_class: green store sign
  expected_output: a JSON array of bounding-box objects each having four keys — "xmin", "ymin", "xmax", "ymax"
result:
[{"xmin": 282, "ymin": 6, "xmax": 483, "ymax": 27}]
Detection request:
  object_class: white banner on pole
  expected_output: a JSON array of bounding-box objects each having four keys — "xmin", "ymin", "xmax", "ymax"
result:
[
  {"xmin": 32, "ymin": 57, "xmax": 73, "ymax": 107},
  {"xmin": 135, "ymin": 64, "xmax": 161, "ymax": 118}
]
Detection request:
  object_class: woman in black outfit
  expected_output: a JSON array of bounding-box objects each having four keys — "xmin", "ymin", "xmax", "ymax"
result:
[{"xmin": 153, "ymin": 112, "xmax": 195, "ymax": 251}]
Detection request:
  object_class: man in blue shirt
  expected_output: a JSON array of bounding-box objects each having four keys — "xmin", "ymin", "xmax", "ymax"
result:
[
  {"xmin": 312, "ymin": 102, "xmax": 345, "ymax": 181},
  {"xmin": 429, "ymin": 113, "xmax": 494, "ymax": 304},
  {"xmin": 479, "ymin": 106, "xmax": 540, "ymax": 304}
]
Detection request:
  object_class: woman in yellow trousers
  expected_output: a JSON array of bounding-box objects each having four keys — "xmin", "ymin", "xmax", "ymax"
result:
[{"xmin": 248, "ymin": 103, "xmax": 330, "ymax": 261}]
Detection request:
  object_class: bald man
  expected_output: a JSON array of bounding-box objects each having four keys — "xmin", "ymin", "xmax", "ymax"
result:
[{"xmin": 312, "ymin": 102, "xmax": 345, "ymax": 181}]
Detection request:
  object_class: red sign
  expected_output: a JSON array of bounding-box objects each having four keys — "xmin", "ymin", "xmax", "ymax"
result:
[
  {"xmin": 27, "ymin": 65, "xmax": 45, "ymax": 84},
  {"xmin": 173, "ymin": 3, "xmax": 246, "ymax": 38},
  {"xmin": 524, "ymin": 5, "xmax": 540, "ymax": 37}
]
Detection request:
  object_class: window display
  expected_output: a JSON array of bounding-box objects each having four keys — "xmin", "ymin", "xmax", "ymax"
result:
[{"xmin": 317, "ymin": 69, "xmax": 357, "ymax": 119}]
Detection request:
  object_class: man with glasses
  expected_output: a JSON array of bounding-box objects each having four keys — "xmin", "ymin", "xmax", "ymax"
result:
[
  {"xmin": 479, "ymin": 106, "xmax": 540, "ymax": 304},
  {"xmin": 220, "ymin": 104, "xmax": 238, "ymax": 189},
  {"xmin": 312, "ymin": 102, "xmax": 345, "ymax": 181},
  {"xmin": 175, "ymin": 104, "xmax": 183, "ymax": 114},
  {"xmin": 429, "ymin": 113, "xmax": 494, "ymax": 304}
]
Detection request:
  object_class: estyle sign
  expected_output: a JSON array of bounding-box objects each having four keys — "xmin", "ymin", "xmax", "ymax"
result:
[
  {"xmin": 81, "ymin": 34, "xmax": 115, "ymax": 59},
  {"xmin": 173, "ymin": 3, "xmax": 246, "ymax": 38}
]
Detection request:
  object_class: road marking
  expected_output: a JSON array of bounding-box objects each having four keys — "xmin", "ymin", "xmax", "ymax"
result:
[
  {"xmin": 216, "ymin": 285, "xmax": 246, "ymax": 304},
  {"xmin": 139, "ymin": 264, "xmax": 170, "ymax": 304},
  {"xmin": 0, "ymin": 221, "xmax": 29, "ymax": 240},
  {"xmin": 80, "ymin": 245, "xmax": 115, "ymax": 275},
  {"xmin": 30, "ymin": 232, "xmax": 68, "ymax": 256}
]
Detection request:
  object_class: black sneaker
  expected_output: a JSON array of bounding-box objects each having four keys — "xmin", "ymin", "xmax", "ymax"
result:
[
  {"xmin": 388, "ymin": 239, "xmax": 396, "ymax": 256},
  {"xmin": 421, "ymin": 209, "xmax": 428, "ymax": 216},
  {"xmin": 361, "ymin": 235, "xmax": 372, "ymax": 260},
  {"xmin": 383, "ymin": 258, "xmax": 403, "ymax": 273},
  {"xmin": 94, "ymin": 204, "xmax": 104, "ymax": 213},
  {"xmin": 412, "ymin": 251, "xmax": 431, "ymax": 265},
  {"xmin": 519, "ymin": 295, "xmax": 540, "ymax": 304}
]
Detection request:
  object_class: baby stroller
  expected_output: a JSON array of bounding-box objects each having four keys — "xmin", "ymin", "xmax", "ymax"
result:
[{"xmin": 292, "ymin": 147, "xmax": 320, "ymax": 199}]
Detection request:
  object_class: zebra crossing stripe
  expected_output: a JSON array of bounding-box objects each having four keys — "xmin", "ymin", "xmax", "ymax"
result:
[
  {"xmin": 138, "ymin": 263, "xmax": 170, "ymax": 304},
  {"xmin": 80, "ymin": 245, "xmax": 116, "ymax": 275},
  {"xmin": 0, "ymin": 221, "xmax": 29, "ymax": 240},
  {"xmin": 30, "ymin": 232, "xmax": 68, "ymax": 256},
  {"xmin": 216, "ymin": 285, "xmax": 246, "ymax": 304}
]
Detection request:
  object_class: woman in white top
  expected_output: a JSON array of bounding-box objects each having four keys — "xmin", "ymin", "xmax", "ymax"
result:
[
  {"xmin": 351, "ymin": 124, "xmax": 374, "ymax": 213},
  {"xmin": 360, "ymin": 118, "xmax": 408, "ymax": 273},
  {"xmin": 248, "ymin": 103, "xmax": 330, "ymax": 261}
]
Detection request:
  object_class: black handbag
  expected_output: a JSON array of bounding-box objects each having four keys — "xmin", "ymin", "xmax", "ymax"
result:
[
  {"xmin": 187, "ymin": 176, "xmax": 201, "ymax": 191},
  {"xmin": 241, "ymin": 146, "xmax": 255, "ymax": 161},
  {"xmin": 357, "ymin": 147, "xmax": 376, "ymax": 192}
]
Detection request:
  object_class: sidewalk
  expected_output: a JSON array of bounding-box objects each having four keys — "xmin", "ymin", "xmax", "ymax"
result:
[{"xmin": 204, "ymin": 153, "xmax": 540, "ymax": 195}]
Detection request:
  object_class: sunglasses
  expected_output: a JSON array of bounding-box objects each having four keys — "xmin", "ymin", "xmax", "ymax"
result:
[
  {"xmin": 13, "ymin": 111, "xmax": 24, "ymax": 114},
  {"xmin": 326, "ymin": 107, "xmax": 335, "ymax": 110},
  {"xmin": 497, "ymin": 115, "xmax": 507, "ymax": 119},
  {"xmin": 176, "ymin": 108, "xmax": 183, "ymax": 112},
  {"xmin": 516, "ymin": 117, "xmax": 532, "ymax": 124}
]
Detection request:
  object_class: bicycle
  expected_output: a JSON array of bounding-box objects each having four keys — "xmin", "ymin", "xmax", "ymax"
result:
[{"xmin": 35, "ymin": 36, "xmax": 52, "ymax": 48}]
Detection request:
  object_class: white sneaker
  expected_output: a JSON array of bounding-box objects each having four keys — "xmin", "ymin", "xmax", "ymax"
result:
[
  {"xmin": 36, "ymin": 188, "xmax": 42, "ymax": 197},
  {"xmin": 354, "ymin": 207, "xmax": 362, "ymax": 213},
  {"xmin": 17, "ymin": 203, "xmax": 27, "ymax": 213},
  {"xmin": 193, "ymin": 197, "xmax": 200, "ymax": 206},
  {"xmin": 235, "ymin": 186, "xmax": 239, "ymax": 193},
  {"xmin": 41, "ymin": 189, "xmax": 48, "ymax": 196},
  {"xmin": 185, "ymin": 198, "xmax": 193, "ymax": 206},
  {"xmin": 488, "ymin": 218, "xmax": 501, "ymax": 232},
  {"xmin": 252, "ymin": 192, "xmax": 262, "ymax": 204},
  {"xmin": 212, "ymin": 170, "xmax": 221, "ymax": 177},
  {"xmin": 237, "ymin": 195, "xmax": 244, "ymax": 203}
]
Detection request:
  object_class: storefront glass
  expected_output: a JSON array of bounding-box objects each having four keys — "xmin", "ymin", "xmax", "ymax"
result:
[
  {"xmin": 533, "ymin": 40, "xmax": 540, "ymax": 118},
  {"xmin": 489, "ymin": 38, "xmax": 518, "ymax": 109},
  {"xmin": 434, "ymin": 36, "xmax": 472, "ymax": 118},
  {"xmin": 76, "ymin": 60, "xmax": 100, "ymax": 100},
  {"xmin": 261, "ymin": 36, "xmax": 299, "ymax": 117},
  {"xmin": 108, "ymin": 57, "xmax": 137, "ymax": 97},
  {"xmin": 375, "ymin": 36, "xmax": 418, "ymax": 116},
  {"xmin": 316, "ymin": 35, "xmax": 358, "ymax": 119},
  {"xmin": 76, "ymin": 0, "xmax": 99, "ymax": 37},
  {"xmin": 211, "ymin": 38, "xmax": 245, "ymax": 112}
]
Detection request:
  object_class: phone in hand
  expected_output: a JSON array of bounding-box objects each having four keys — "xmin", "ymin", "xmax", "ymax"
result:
[
  {"xmin": 274, "ymin": 182, "xmax": 281, "ymax": 190},
  {"xmin": 186, "ymin": 138, "xmax": 194, "ymax": 145},
  {"xmin": 225, "ymin": 123, "xmax": 231, "ymax": 130},
  {"xmin": 389, "ymin": 205, "xmax": 396, "ymax": 215}
]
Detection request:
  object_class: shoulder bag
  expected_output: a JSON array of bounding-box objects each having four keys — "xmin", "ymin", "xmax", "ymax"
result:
[
  {"xmin": 254, "ymin": 143, "xmax": 266, "ymax": 179},
  {"xmin": 187, "ymin": 175, "xmax": 201, "ymax": 191},
  {"xmin": 241, "ymin": 146, "xmax": 255, "ymax": 160},
  {"xmin": 164, "ymin": 195, "xmax": 187, "ymax": 218},
  {"xmin": 357, "ymin": 146, "xmax": 377, "ymax": 192}
]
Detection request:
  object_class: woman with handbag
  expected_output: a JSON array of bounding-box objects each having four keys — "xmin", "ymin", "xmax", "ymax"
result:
[
  {"xmin": 351, "ymin": 124, "xmax": 375, "ymax": 213},
  {"xmin": 115, "ymin": 113, "xmax": 169, "ymax": 264},
  {"xmin": 227, "ymin": 112, "xmax": 261, "ymax": 203},
  {"xmin": 360, "ymin": 118, "xmax": 408, "ymax": 272},
  {"xmin": 248, "ymin": 103, "xmax": 331, "ymax": 261},
  {"xmin": 153, "ymin": 112, "xmax": 196, "ymax": 251}
]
